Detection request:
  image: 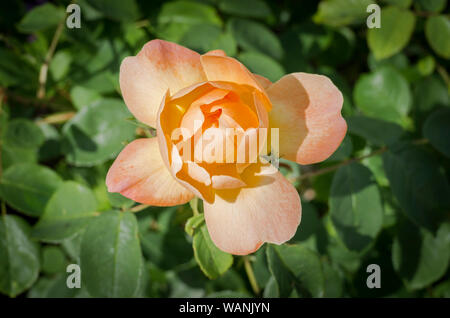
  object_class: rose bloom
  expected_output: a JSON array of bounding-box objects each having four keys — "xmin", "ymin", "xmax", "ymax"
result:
[{"xmin": 106, "ymin": 40, "xmax": 346, "ymax": 255}]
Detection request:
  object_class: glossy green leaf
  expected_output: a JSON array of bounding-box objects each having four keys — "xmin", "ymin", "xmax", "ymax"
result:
[
  {"xmin": 107, "ymin": 192, "xmax": 134, "ymax": 210},
  {"xmin": 41, "ymin": 246, "xmax": 66, "ymax": 275},
  {"xmin": 383, "ymin": 0, "xmax": 412, "ymax": 8},
  {"xmin": 228, "ymin": 18, "xmax": 283, "ymax": 60},
  {"xmin": 415, "ymin": 0, "xmax": 447, "ymax": 13},
  {"xmin": 89, "ymin": 0, "xmax": 139, "ymax": 22},
  {"xmin": 32, "ymin": 181, "xmax": 98, "ymax": 242},
  {"xmin": 238, "ymin": 51, "xmax": 285, "ymax": 82},
  {"xmin": 330, "ymin": 162, "xmax": 384, "ymax": 251},
  {"xmin": 392, "ymin": 221, "xmax": 450, "ymax": 290},
  {"xmin": 383, "ymin": 144, "xmax": 450, "ymax": 230},
  {"xmin": 37, "ymin": 122, "xmax": 62, "ymax": 162},
  {"xmin": 62, "ymin": 98, "xmax": 136, "ymax": 166},
  {"xmin": 413, "ymin": 75, "xmax": 449, "ymax": 113},
  {"xmin": 159, "ymin": 0, "xmax": 221, "ymax": 26},
  {"xmin": 27, "ymin": 274, "xmax": 81, "ymax": 298},
  {"xmin": 70, "ymin": 86, "xmax": 102, "ymax": 110},
  {"xmin": 354, "ymin": 67, "xmax": 411, "ymax": 125},
  {"xmin": 368, "ymin": 6, "xmax": 415, "ymax": 60},
  {"xmin": 267, "ymin": 244, "xmax": 324, "ymax": 297},
  {"xmin": 4, "ymin": 119, "xmax": 44, "ymax": 149},
  {"xmin": 80, "ymin": 211, "xmax": 143, "ymax": 297},
  {"xmin": 185, "ymin": 214, "xmax": 205, "ymax": 237},
  {"xmin": 314, "ymin": 0, "xmax": 374, "ymax": 27},
  {"xmin": 49, "ymin": 50, "xmax": 72, "ymax": 81},
  {"xmin": 425, "ymin": 15, "xmax": 450, "ymax": 59},
  {"xmin": 423, "ymin": 108, "xmax": 450, "ymax": 157},
  {"xmin": 193, "ymin": 219, "xmax": 233, "ymax": 279},
  {"xmin": 0, "ymin": 164, "xmax": 63, "ymax": 217},
  {"xmin": 0, "ymin": 215, "xmax": 40, "ymax": 297},
  {"xmin": 180, "ymin": 24, "xmax": 237, "ymax": 56},
  {"xmin": 347, "ymin": 115, "xmax": 404, "ymax": 146},
  {"xmin": 17, "ymin": 3, "xmax": 65, "ymax": 33},
  {"xmin": 218, "ymin": 0, "xmax": 272, "ymax": 18}
]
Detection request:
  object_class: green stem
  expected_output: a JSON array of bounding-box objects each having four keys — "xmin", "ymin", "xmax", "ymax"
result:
[
  {"xmin": 244, "ymin": 256, "xmax": 260, "ymax": 296},
  {"xmin": 37, "ymin": 15, "xmax": 65, "ymax": 99},
  {"xmin": 190, "ymin": 197, "xmax": 199, "ymax": 216}
]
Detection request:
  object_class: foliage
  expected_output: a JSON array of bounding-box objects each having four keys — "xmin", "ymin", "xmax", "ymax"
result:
[{"xmin": 0, "ymin": 0, "xmax": 449, "ymax": 298}]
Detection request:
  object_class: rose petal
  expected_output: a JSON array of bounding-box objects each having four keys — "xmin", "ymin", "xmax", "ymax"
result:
[
  {"xmin": 120, "ymin": 40, "xmax": 206, "ymax": 127},
  {"xmin": 253, "ymin": 74, "xmax": 272, "ymax": 89},
  {"xmin": 106, "ymin": 138, "xmax": 194, "ymax": 206},
  {"xmin": 267, "ymin": 72, "xmax": 347, "ymax": 165},
  {"xmin": 200, "ymin": 55, "xmax": 271, "ymax": 111},
  {"xmin": 205, "ymin": 49, "xmax": 227, "ymax": 56},
  {"xmin": 211, "ymin": 175, "xmax": 246, "ymax": 189},
  {"xmin": 203, "ymin": 170, "xmax": 301, "ymax": 255}
]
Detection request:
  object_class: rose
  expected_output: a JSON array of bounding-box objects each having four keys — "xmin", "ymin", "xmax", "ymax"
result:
[{"xmin": 106, "ymin": 40, "xmax": 346, "ymax": 255}]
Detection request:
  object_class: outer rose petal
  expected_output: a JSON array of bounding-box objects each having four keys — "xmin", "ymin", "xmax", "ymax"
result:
[
  {"xmin": 120, "ymin": 40, "xmax": 206, "ymax": 127},
  {"xmin": 267, "ymin": 72, "xmax": 347, "ymax": 165},
  {"xmin": 106, "ymin": 138, "xmax": 194, "ymax": 206},
  {"xmin": 205, "ymin": 49, "xmax": 227, "ymax": 56},
  {"xmin": 203, "ymin": 171, "xmax": 301, "ymax": 255},
  {"xmin": 253, "ymin": 74, "xmax": 272, "ymax": 90}
]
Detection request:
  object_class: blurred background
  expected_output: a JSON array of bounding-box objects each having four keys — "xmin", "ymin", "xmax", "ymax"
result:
[{"xmin": 0, "ymin": 0, "xmax": 449, "ymax": 298}]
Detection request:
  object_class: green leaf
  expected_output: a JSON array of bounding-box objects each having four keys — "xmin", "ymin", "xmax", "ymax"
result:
[
  {"xmin": 425, "ymin": 15, "xmax": 450, "ymax": 59},
  {"xmin": 41, "ymin": 246, "xmax": 67, "ymax": 275},
  {"xmin": 0, "ymin": 163, "xmax": 63, "ymax": 217},
  {"xmin": 314, "ymin": 0, "xmax": 374, "ymax": 27},
  {"xmin": 159, "ymin": 0, "xmax": 222, "ymax": 26},
  {"xmin": 228, "ymin": 18, "xmax": 283, "ymax": 60},
  {"xmin": 368, "ymin": 52, "xmax": 409, "ymax": 71},
  {"xmin": 27, "ymin": 275, "xmax": 80, "ymax": 298},
  {"xmin": 70, "ymin": 86, "xmax": 102, "ymax": 110},
  {"xmin": 3, "ymin": 119, "xmax": 44, "ymax": 149},
  {"xmin": 330, "ymin": 162, "xmax": 384, "ymax": 252},
  {"xmin": 423, "ymin": 108, "xmax": 450, "ymax": 157},
  {"xmin": 218, "ymin": 0, "xmax": 272, "ymax": 18},
  {"xmin": 367, "ymin": 6, "xmax": 415, "ymax": 60},
  {"xmin": 392, "ymin": 221, "xmax": 450, "ymax": 290},
  {"xmin": 290, "ymin": 202, "xmax": 321, "ymax": 243},
  {"xmin": 383, "ymin": 0, "xmax": 412, "ymax": 8},
  {"xmin": 179, "ymin": 24, "xmax": 237, "ymax": 56},
  {"xmin": 185, "ymin": 214, "xmax": 205, "ymax": 237},
  {"xmin": 267, "ymin": 244, "xmax": 324, "ymax": 297},
  {"xmin": 17, "ymin": 3, "xmax": 65, "ymax": 33},
  {"xmin": 354, "ymin": 67, "xmax": 411, "ymax": 125},
  {"xmin": 37, "ymin": 122, "xmax": 62, "ymax": 162},
  {"xmin": 62, "ymin": 98, "xmax": 136, "ymax": 166},
  {"xmin": 326, "ymin": 135, "xmax": 353, "ymax": 162},
  {"xmin": 32, "ymin": 181, "xmax": 98, "ymax": 243},
  {"xmin": 1, "ymin": 145, "xmax": 37, "ymax": 171},
  {"xmin": 322, "ymin": 262, "xmax": 344, "ymax": 297},
  {"xmin": 238, "ymin": 51, "xmax": 285, "ymax": 82},
  {"xmin": 80, "ymin": 211, "xmax": 143, "ymax": 297},
  {"xmin": 107, "ymin": 192, "xmax": 134, "ymax": 210},
  {"xmin": 347, "ymin": 115, "xmax": 404, "ymax": 146},
  {"xmin": 0, "ymin": 215, "xmax": 40, "ymax": 297},
  {"xmin": 193, "ymin": 219, "xmax": 233, "ymax": 279},
  {"xmin": 89, "ymin": 0, "xmax": 139, "ymax": 22},
  {"xmin": 139, "ymin": 208, "xmax": 193, "ymax": 270},
  {"xmin": 49, "ymin": 50, "xmax": 72, "ymax": 81},
  {"xmin": 382, "ymin": 144, "xmax": 450, "ymax": 231},
  {"xmin": 413, "ymin": 75, "xmax": 449, "ymax": 113},
  {"xmin": 415, "ymin": 0, "xmax": 447, "ymax": 13}
]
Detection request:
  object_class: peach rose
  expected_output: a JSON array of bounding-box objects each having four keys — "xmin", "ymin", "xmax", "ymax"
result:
[{"xmin": 106, "ymin": 40, "xmax": 346, "ymax": 255}]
